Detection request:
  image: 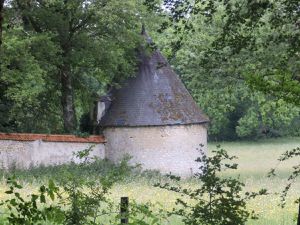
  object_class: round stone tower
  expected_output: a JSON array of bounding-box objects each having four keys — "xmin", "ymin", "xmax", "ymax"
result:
[{"xmin": 100, "ymin": 34, "xmax": 209, "ymax": 177}]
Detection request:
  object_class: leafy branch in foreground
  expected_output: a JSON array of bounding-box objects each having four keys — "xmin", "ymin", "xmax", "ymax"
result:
[
  {"xmin": 0, "ymin": 177, "xmax": 64, "ymax": 225},
  {"xmin": 0, "ymin": 147, "xmax": 169, "ymax": 225},
  {"xmin": 268, "ymin": 147, "xmax": 300, "ymax": 207},
  {"xmin": 155, "ymin": 145, "xmax": 268, "ymax": 225}
]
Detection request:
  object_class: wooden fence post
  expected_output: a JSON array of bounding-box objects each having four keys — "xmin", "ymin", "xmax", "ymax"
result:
[{"xmin": 120, "ymin": 197, "xmax": 129, "ymax": 224}]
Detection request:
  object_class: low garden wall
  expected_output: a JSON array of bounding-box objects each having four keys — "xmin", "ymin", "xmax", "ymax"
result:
[{"xmin": 0, "ymin": 133, "xmax": 106, "ymax": 169}]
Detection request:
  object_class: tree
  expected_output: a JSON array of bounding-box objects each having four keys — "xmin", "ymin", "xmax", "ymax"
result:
[
  {"xmin": 15, "ymin": 0, "xmax": 137, "ymax": 132},
  {"xmin": 146, "ymin": 0, "xmax": 300, "ymax": 106},
  {"xmin": 152, "ymin": 1, "xmax": 300, "ymax": 140},
  {"xmin": 1, "ymin": 0, "xmax": 152, "ymax": 133}
]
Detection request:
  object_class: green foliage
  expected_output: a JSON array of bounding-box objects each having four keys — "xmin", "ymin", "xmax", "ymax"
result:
[
  {"xmin": 155, "ymin": 145, "xmax": 268, "ymax": 225},
  {"xmin": 0, "ymin": 146, "xmax": 120, "ymax": 224},
  {"xmin": 151, "ymin": 0, "xmax": 300, "ymax": 105},
  {"xmin": 0, "ymin": 147, "xmax": 167, "ymax": 225},
  {"xmin": 2, "ymin": 0, "xmax": 299, "ymax": 137},
  {"xmin": 268, "ymin": 147, "xmax": 300, "ymax": 223},
  {"xmin": 154, "ymin": 1, "xmax": 300, "ymax": 140},
  {"xmin": 0, "ymin": 153, "xmax": 138, "ymax": 185},
  {"xmin": 1, "ymin": 0, "xmax": 157, "ymax": 133},
  {"xmin": 0, "ymin": 25, "xmax": 62, "ymax": 133},
  {"xmin": 126, "ymin": 201, "xmax": 168, "ymax": 225},
  {"xmin": 58, "ymin": 148, "xmax": 116, "ymax": 225},
  {"xmin": 59, "ymin": 176, "xmax": 113, "ymax": 225},
  {"xmin": 269, "ymin": 147, "xmax": 300, "ymax": 207},
  {"xmin": 0, "ymin": 177, "xmax": 64, "ymax": 225}
]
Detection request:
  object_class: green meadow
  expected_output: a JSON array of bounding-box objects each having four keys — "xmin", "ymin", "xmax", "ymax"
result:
[
  {"xmin": 109, "ymin": 137, "xmax": 300, "ymax": 225},
  {"xmin": 0, "ymin": 137, "xmax": 299, "ymax": 224},
  {"xmin": 210, "ymin": 137, "xmax": 300, "ymax": 225}
]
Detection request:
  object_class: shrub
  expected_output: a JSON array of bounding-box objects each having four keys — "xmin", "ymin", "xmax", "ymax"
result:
[
  {"xmin": 268, "ymin": 147, "xmax": 300, "ymax": 222},
  {"xmin": 0, "ymin": 147, "xmax": 168, "ymax": 225},
  {"xmin": 155, "ymin": 145, "xmax": 268, "ymax": 225},
  {"xmin": 0, "ymin": 177, "xmax": 64, "ymax": 225}
]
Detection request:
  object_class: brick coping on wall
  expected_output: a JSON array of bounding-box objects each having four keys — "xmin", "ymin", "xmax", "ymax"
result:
[{"xmin": 0, "ymin": 133, "xmax": 106, "ymax": 143}]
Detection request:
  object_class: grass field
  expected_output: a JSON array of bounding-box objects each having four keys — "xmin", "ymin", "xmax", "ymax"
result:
[
  {"xmin": 108, "ymin": 137, "xmax": 300, "ymax": 225},
  {"xmin": 211, "ymin": 137, "xmax": 300, "ymax": 225},
  {"xmin": 0, "ymin": 137, "xmax": 299, "ymax": 224}
]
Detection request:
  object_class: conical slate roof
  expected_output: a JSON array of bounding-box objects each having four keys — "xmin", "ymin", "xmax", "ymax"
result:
[{"xmin": 100, "ymin": 43, "xmax": 209, "ymax": 127}]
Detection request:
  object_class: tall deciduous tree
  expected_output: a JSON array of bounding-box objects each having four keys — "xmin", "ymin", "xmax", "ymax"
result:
[
  {"xmin": 155, "ymin": 6, "xmax": 300, "ymax": 140},
  {"xmin": 147, "ymin": 0, "xmax": 300, "ymax": 105},
  {"xmin": 1, "ymin": 0, "xmax": 151, "ymax": 133},
  {"xmin": 146, "ymin": 0, "xmax": 300, "ymax": 139}
]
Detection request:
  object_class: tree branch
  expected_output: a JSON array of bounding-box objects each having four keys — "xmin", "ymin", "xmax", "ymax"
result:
[
  {"xmin": 15, "ymin": 0, "xmax": 42, "ymax": 32},
  {"xmin": 0, "ymin": 0, "xmax": 4, "ymax": 47}
]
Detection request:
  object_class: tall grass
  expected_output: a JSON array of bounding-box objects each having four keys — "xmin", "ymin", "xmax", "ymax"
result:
[{"xmin": 0, "ymin": 137, "xmax": 299, "ymax": 224}]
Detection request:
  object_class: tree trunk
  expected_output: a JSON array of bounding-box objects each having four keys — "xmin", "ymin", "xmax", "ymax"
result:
[
  {"xmin": 60, "ymin": 63, "xmax": 77, "ymax": 133},
  {"xmin": 0, "ymin": 0, "xmax": 4, "ymax": 47}
]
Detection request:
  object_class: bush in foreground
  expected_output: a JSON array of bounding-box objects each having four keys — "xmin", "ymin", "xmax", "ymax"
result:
[{"xmin": 155, "ymin": 145, "xmax": 268, "ymax": 225}]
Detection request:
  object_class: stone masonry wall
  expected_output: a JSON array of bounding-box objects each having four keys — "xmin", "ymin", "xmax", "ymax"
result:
[
  {"xmin": 0, "ymin": 133, "xmax": 105, "ymax": 169},
  {"xmin": 104, "ymin": 124, "xmax": 207, "ymax": 177}
]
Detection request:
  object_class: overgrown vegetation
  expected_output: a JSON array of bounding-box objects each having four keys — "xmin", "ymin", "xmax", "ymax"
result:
[
  {"xmin": 0, "ymin": 144, "xmax": 279, "ymax": 224},
  {"xmin": 0, "ymin": 139, "xmax": 299, "ymax": 224},
  {"xmin": 0, "ymin": 177, "xmax": 63, "ymax": 225},
  {"xmin": 1, "ymin": 0, "xmax": 300, "ymax": 140},
  {"xmin": 0, "ymin": 0, "xmax": 157, "ymax": 133},
  {"xmin": 0, "ymin": 149, "xmax": 166, "ymax": 225},
  {"xmin": 1, "ymin": 0, "xmax": 300, "ymax": 224},
  {"xmin": 156, "ymin": 145, "xmax": 267, "ymax": 225},
  {"xmin": 152, "ymin": 0, "xmax": 300, "ymax": 140},
  {"xmin": 269, "ymin": 146, "xmax": 300, "ymax": 223}
]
